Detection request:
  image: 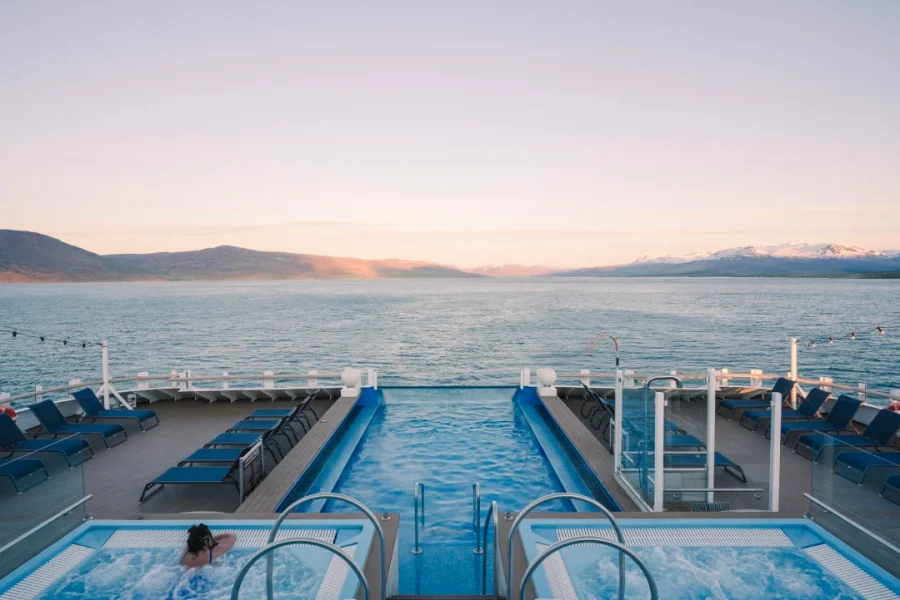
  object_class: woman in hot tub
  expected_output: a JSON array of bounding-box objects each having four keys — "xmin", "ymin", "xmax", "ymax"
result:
[{"xmin": 181, "ymin": 523, "xmax": 236, "ymax": 567}]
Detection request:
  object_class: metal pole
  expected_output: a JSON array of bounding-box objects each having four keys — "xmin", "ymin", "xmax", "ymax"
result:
[
  {"xmin": 790, "ymin": 338, "xmax": 798, "ymax": 409},
  {"xmin": 654, "ymin": 391, "xmax": 665, "ymax": 511},
  {"xmin": 614, "ymin": 370, "xmax": 623, "ymax": 475},
  {"xmin": 101, "ymin": 340, "xmax": 110, "ymax": 409},
  {"xmin": 706, "ymin": 368, "xmax": 716, "ymax": 504},
  {"xmin": 413, "ymin": 482, "xmax": 423, "ymax": 554},
  {"xmin": 769, "ymin": 392, "xmax": 782, "ymax": 512}
]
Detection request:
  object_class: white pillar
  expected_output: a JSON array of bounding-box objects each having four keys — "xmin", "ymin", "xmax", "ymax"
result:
[
  {"xmin": 185, "ymin": 369, "xmax": 192, "ymax": 390},
  {"xmin": 669, "ymin": 370, "xmax": 677, "ymax": 388},
  {"xmin": 222, "ymin": 372, "xmax": 229, "ymax": 390},
  {"xmin": 624, "ymin": 370, "xmax": 635, "ymax": 388},
  {"xmin": 706, "ymin": 368, "xmax": 717, "ymax": 503},
  {"xmin": 523, "ymin": 368, "xmax": 531, "ymax": 388},
  {"xmin": 789, "ymin": 338, "xmax": 799, "ymax": 409},
  {"xmin": 654, "ymin": 391, "xmax": 665, "ymax": 512},
  {"xmin": 34, "ymin": 385, "xmax": 43, "ymax": 404},
  {"xmin": 819, "ymin": 376, "xmax": 833, "ymax": 393},
  {"xmin": 857, "ymin": 383, "xmax": 867, "ymax": 404},
  {"xmin": 614, "ymin": 370, "xmax": 624, "ymax": 475},
  {"xmin": 101, "ymin": 340, "xmax": 110, "ymax": 409},
  {"xmin": 580, "ymin": 369, "xmax": 591, "ymax": 388},
  {"xmin": 720, "ymin": 368, "xmax": 729, "ymax": 387},
  {"xmin": 263, "ymin": 371, "xmax": 274, "ymax": 390},
  {"xmin": 769, "ymin": 392, "xmax": 782, "ymax": 512},
  {"xmin": 307, "ymin": 369, "xmax": 318, "ymax": 389},
  {"xmin": 137, "ymin": 372, "xmax": 150, "ymax": 391}
]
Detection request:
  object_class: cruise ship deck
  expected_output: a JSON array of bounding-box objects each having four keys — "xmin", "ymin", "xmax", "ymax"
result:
[{"xmin": 1, "ymin": 363, "xmax": 899, "ymax": 600}]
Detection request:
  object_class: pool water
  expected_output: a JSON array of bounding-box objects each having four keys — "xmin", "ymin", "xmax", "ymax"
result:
[
  {"xmin": 567, "ymin": 546, "xmax": 865, "ymax": 600},
  {"xmin": 38, "ymin": 548, "xmax": 323, "ymax": 600},
  {"xmin": 326, "ymin": 387, "xmax": 573, "ymax": 595}
]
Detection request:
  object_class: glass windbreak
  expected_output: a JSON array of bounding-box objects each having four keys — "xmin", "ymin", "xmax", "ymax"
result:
[
  {"xmin": 809, "ymin": 434, "xmax": 900, "ymax": 576},
  {"xmin": 0, "ymin": 430, "xmax": 88, "ymax": 579},
  {"xmin": 662, "ymin": 379, "xmax": 769, "ymax": 512},
  {"xmin": 620, "ymin": 386, "xmax": 656, "ymax": 508}
]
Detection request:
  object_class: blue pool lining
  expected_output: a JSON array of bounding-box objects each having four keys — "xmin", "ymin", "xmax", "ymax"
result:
[
  {"xmin": 516, "ymin": 518, "xmax": 900, "ymax": 597},
  {"xmin": 275, "ymin": 387, "xmax": 382, "ymax": 513},
  {"xmin": 0, "ymin": 519, "xmax": 376, "ymax": 599}
]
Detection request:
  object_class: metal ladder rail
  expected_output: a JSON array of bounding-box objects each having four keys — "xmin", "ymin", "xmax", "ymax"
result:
[
  {"xmin": 412, "ymin": 481, "xmax": 424, "ymax": 554},
  {"xmin": 519, "ymin": 536, "xmax": 658, "ymax": 600},
  {"xmin": 473, "ymin": 482, "xmax": 482, "ymax": 554},
  {"xmin": 266, "ymin": 493, "xmax": 387, "ymax": 600},
  {"xmin": 507, "ymin": 492, "xmax": 627, "ymax": 600},
  {"xmin": 232, "ymin": 538, "xmax": 370, "ymax": 600},
  {"xmin": 481, "ymin": 500, "xmax": 500, "ymax": 599}
]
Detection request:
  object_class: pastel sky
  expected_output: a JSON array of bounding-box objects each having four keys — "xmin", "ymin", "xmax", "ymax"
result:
[{"xmin": 1, "ymin": 1, "xmax": 898, "ymax": 268}]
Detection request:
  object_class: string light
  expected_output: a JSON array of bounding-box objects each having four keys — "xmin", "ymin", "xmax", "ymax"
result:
[
  {"xmin": 798, "ymin": 322, "xmax": 894, "ymax": 351},
  {"xmin": 0, "ymin": 326, "xmax": 99, "ymax": 348},
  {"xmin": 878, "ymin": 327, "xmax": 885, "ymax": 335},
  {"xmin": 850, "ymin": 332, "xmax": 856, "ymax": 340}
]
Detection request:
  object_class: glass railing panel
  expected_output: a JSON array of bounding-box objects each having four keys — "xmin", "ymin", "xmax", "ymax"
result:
[
  {"xmin": 809, "ymin": 434, "xmax": 900, "ymax": 576},
  {"xmin": 620, "ymin": 386, "xmax": 656, "ymax": 508},
  {"xmin": 0, "ymin": 433, "xmax": 88, "ymax": 579}
]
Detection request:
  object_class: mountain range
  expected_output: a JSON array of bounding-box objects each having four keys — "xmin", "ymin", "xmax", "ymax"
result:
[{"xmin": 1, "ymin": 230, "xmax": 898, "ymax": 282}]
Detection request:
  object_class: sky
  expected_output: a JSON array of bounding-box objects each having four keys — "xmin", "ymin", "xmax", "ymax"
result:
[{"xmin": 1, "ymin": 1, "xmax": 899, "ymax": 268}]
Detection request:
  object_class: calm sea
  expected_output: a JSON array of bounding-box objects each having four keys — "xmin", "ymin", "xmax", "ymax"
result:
[{"xmin": 1, "ymin": 278, "xmax": 898, "ymax": 400}]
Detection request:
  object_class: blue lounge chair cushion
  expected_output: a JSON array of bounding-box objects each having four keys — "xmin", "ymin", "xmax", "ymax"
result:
[
  {"xmin": 151, "ymin": 466, "xmax": 234, "ymax": 484},
  {"xmin": 797, "ymin": 433, "xmax": 879, "ymax": 453},
  {"xmin": 719, "ymin": 377, "xmax": 796, "ymax": 411},
  {"xmin": 206, "ymin": 433, "xmax": 263, "ymax": 447},
  {"xmin": 181, "ymin": 448, "xmax": 245, "ymax": 464},
  {"xmin": 664, "ymin": 452, "xmax": 735, "ymax": 468},
  {"xmin": 0, "ymin": 458, "xmax": 46, "ymax": 479},
  {"xmin": 834, "ymin": 451, "xmax": 900, "ymax": 474},
  {"xmin": 665, "ymin": 434, "xmax": 705, "ymax": 448},
  {"xmin": 229, "ymin": 419, "xmax": 280, "ymax": 431},
  {"xmin": 743, "ymin": 388, "xmax": 830, "ymax": 423},
  {"xmin": 861, "ymin": 410, "xmax": 900, "ymax": 445},
  {"xmin": 72, "ymin": 388, "xmax": 158, "ymax": 423},
  {"xmin": 30, "ymin": 400, "xmax": 125, "ymax": 438},
  {"xmin": 885, "ymin": 474, "xmax": 900, "ymax": 492},
  {"xmin": 10, "ymin": 438, "xmax": 90, "ymax": 455},
  {"xmin": 777, "ymin": 395, "xmax": 862, "ymax": 436},
  {"xmin": 249, "ymin": 408, "xmax": 293, "ymax": 419},
  {"xmin": 745, "ymin": 408, "xmax": 810, "ymax": 422}
]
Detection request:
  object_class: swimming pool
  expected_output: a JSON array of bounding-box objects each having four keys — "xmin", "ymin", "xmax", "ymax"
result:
[
  {"xmin": 0, "ymin": 519, "xmax": 375, "ymax": 600},
  {"xmin": 518, "ymin": 518, "xmax": 900, "ymax": 600},
  {"xmin": 282, "ymin": 387, "xmax": 618, "ymax": 595}
]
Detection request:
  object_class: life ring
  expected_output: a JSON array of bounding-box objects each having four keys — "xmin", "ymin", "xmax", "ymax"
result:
[{"xmin": 0, "ymin": 406, "xmax": 16, "ymax": 420}]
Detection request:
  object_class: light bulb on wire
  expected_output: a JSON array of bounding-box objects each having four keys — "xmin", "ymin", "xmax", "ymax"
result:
[{"xmin": 850, "ymin": 332, "xmax": 856, "ymax": 340}]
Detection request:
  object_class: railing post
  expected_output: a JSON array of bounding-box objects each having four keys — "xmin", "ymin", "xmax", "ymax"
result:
[
  {"xmin": 750, "ymin": 368, "xmax": 762, "ymax": 389},
  {"xmin": 473, "ymin": 483, "xmax": 482, "ymax": 554},
  {"xmin": 789, "ymin": 338, "xmax": 799, "ymax": 409},
  {"xmin": 308, "ymin": 369, "xmax": 318, "ymax": 389},
  {"xmin": 137, "ymin": 372, "xmax": 150, "ymax": 391},
  {"xmin": 720, "ymin": 368, "xmax": 729, "ymax": 386},
  {"xmin": 413, "ymin": 482, "xmax": 424, "ymax": 554},
  {"xmin": 34, "ymin": 385, "xmax": 43, "ymax": 405},
  {"xmin": 858, "ymin": 382, "xmax": 867, "ymax": 404},
  {"xmin": 222, "ymin": 371, "xmax": 229, "ymax": 390},
  {"xmin": 669, "ymin": 370, "xmax": 677, "ymax": 388},
  {"xmin": 769, "ymin": 392, "xmax": 782, "ymax": 512},
  {"xmin": 580, "ymin": 369, "xmax": 591, "ymax": 388},
  {"xmin": 263, "ymin": 371, "xmax": 274, "ymax": 390},
  {"xmin": 819, "ymin": 376, "xmax": 833, "ymax": 393}
]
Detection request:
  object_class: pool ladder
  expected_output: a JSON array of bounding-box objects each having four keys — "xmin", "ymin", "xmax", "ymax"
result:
[{"xmin": 411, "ymin": 482, "xmax": 486, "ymax": 555}]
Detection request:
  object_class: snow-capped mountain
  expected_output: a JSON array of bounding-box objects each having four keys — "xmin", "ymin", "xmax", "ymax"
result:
[{"xmin": 636, "ymin": 242, "xmax": 890, "ymax": 264}]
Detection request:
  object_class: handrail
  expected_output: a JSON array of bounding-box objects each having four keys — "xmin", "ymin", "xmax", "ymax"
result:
[
  {"xmin": 507, "ymin": 493, "xmax": 626, "ymax": 600},
  {"xmin": 232, "ymin": 538, "xmax": 369, "ymax": 600},
  {"xmin": 265, "ymin": 493, "xmax": 386, "ymax": 600},
  {"xmin": 481, "ymin": 501, "xmax": 500, "ymax": 598},
  {"xmin": 805, "ymin": 493, "xmax": 900, "ymax": 554},
  {"xmin": 519, "ymin": 536, "xmax": 658, "ymax": 600},
  {"xmin": 473, "ymin": 482, "xmax": 482, "ymax": 554},
  {"xmin": 794, "ymin": 378, "xmax": 900, "ymax": 402},
  {"xmin": 0, "ymin": 494, "xmax": 93, "ymax": 555},
  {"xmin": 413, "ymin": 482, "xmax": 425, "ymax": 554}
]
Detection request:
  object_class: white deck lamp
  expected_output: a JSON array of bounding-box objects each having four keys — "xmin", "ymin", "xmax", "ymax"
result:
[
  {"xmin": 536, "ymin": 368, "xmax": 558, "ymax": 398},
  {"xmin": 341, "ymin": 367, "xmax": 362, "ymax": 398}
]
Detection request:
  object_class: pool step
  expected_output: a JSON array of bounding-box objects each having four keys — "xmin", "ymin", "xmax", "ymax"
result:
[{"xmin": 390, "ymin": 595, "xmax": 491, "ymax": 600}]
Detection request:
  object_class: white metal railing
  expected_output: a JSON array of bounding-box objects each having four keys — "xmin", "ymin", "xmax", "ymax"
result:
[{"xmin": 2, "ymin": 369, "xmax": 370, "ymax": 406}]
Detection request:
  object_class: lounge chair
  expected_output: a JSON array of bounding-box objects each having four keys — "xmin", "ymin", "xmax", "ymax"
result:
[
  {"xmin": 881, "ymin": 474, "xmax": 900, "ymax": 505},
  {"xmin": 72, "ymin": 388, "xmax": 159, "ymax": 431},
  {"xmin": 247, "ymin": 397, "xmax": 318, "ymax": 432},
  {"xmin": 664, "ymin": 452, "xmax": 748, "ymax": 483},
  {"xmin": 139, "ymin": 466, "xmax": 238, "ymax": 503},
  {"xmin": 30, "ymin": 400, "xmax": 128, "ymax": 449},
  {"xmin": 795, "ymin": 409, "xmax": 900, "ymax": 461},
  {"xmin": 739, "ymin": 388, "xmax": 830, "ymax": 432},
  {"xmin": 833, "ymin": 450, "xmax": 900, "ymax": 485},
  {"xmin": 0, "ymin": 458, "xmax": 49, "ymax": 493},
  {"xmin": 229, "ymin": 406, "xmax": 301, "ymax": 445},
  {"xmin": 206, "ymin": 430, "xmax": 285, "ymax": 460},
  {"xmin": 766, "ymin": 395, "xmax": 862, "ymax": 444},
  {"xmin": 140, "ymin": 440, "xmax": 265, "ymax": 503},
  {"xmin": 0, "ymin": 413, "xmax": 93, "ymax": 467},
  {"xmin": 716, "ymin": 377, "xmax": 795, "ymax": 419}
]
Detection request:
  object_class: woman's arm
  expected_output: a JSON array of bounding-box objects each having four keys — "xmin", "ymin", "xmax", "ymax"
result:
[{"xmin": 211, "ymin": 533, "xmax": 237, "ymax": 560}]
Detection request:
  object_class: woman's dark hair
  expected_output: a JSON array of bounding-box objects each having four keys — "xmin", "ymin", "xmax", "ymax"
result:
[{"xmin": 186, "ymin": 523, "xmax": 213, "ymax": 554}]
